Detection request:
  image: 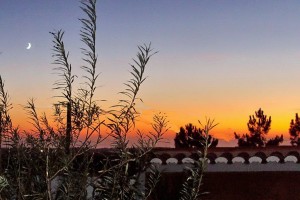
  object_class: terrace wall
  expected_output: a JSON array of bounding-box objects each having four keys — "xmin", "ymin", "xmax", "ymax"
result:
[{"xmin": 148, "ymin": 146, "xmax": 300, "ymax": 200}]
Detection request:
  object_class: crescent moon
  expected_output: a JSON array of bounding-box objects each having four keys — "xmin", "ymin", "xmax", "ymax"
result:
[{"xmin": 26, "ymin": 43, "xmax": 31, "ymax": 50}]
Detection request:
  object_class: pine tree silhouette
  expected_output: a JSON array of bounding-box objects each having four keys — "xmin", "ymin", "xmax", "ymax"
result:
[
  {"xmin": 174, "ymin": 123, "xmax": 218, "ymax": 148},
  {"xmin": 235, "ymin": 108, "xmax": 283, "ymax": 147},
  {"xmin": 289, "ymin": 113, "xmax": 300, "ymax": 146}
]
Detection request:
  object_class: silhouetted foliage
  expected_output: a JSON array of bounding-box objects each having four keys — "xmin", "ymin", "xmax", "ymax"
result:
[
  {"xmin": 289, "ymin": 113, "xmax": 300, "ymax": 146},
  {"xmin": 178, "ymin": 119, "xmax": 218, "ymax": 200},
  {"xmin": 0, "ymin": 0, "xmax": 168, "ymax": 199},
  {"xmin": 174, "ymin": 123, "xmax": 218, "ymax": 149},
  {"xmin": 235, "ymin": 108, "xmax": 283, "ymax": 147},
  {"xmin": 0, "ymin": 0, "xmax": 215, "ymax": 199},
  {"xmin": 266, "ymin": 135, "xmax": 283, "ymax": 146}
]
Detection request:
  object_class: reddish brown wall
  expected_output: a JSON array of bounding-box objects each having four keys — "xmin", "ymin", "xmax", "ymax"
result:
[{"xmin": 149, "ymin": 172, "xmax": 300, "ymax": 200}]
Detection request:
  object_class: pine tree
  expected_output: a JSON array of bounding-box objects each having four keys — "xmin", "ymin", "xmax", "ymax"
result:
[
  {"xmin": 289, "ymin": 113, "xmax": 300, "ymax": 146},
  {"xmin": 235, "ymin": 108, "xmax": 283, "ymax": 147},
  {"xmin": 174, "ymin": 123, "xmax": 218, "ymax": 148},
  {"xmin": 247, "ymin": 108, "xmax": 271, "ymax": 146}
]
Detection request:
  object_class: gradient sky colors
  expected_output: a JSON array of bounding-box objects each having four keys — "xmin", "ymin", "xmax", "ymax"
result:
[{"xmin": 2, "ymin": 1, "xmax": 300, "ymax": 147}]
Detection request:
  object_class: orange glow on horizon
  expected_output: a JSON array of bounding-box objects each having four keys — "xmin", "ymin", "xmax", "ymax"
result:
[{"xmin": 6, "ymin": 99, "xmax": 298, "ymax": 148}]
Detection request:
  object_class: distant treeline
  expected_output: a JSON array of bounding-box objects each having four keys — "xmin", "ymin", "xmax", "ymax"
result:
[{"xmin": 174, "ymin": 108, "xmax": 300, "ymax": 148}]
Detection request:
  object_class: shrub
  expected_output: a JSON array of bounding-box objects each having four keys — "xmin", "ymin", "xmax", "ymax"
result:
[{"xmin": 0, "ymin": 1, "xmax": 213, "ymax": 199}]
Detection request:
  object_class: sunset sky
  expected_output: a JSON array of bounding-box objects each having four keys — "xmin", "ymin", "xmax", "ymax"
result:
[{"xmin": 2, "ymin": 0, "xmax": 300, "ymax": 147}]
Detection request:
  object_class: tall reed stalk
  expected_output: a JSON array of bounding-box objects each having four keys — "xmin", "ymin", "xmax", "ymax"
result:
[{"xmin": 0, "ymin": 0, "xmax": 214, "ymax": 199}]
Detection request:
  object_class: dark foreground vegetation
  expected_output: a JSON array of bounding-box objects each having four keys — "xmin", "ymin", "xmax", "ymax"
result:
[{"xmin": 0, "ymin": 0, "xmax": 215, "ymax": 199}]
